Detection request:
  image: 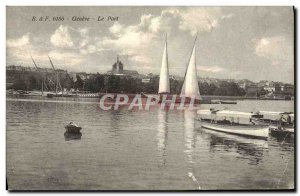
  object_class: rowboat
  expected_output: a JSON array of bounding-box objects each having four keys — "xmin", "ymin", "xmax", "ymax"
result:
[
  {"xmin": 65, "ymin": 122, "xmax": 82, "ymax": 133},
  {"xmin": 197, "ymin": 109, "xmax": 269, "ymax": 140},
  {"xmin": 64, "ymin": 131, "xmax": 82, "ymax": 141}
]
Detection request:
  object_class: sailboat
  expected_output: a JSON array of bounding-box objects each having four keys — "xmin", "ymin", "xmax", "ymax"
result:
[
  {"xmin": 179, "ymin": 36, "xmax": 201, "ymax": 104},
  {"xmin": 141, "ymin": 35, "xmax": 171, "ymax": 102},
  {"xmin": 48, "ymin": 55, "xmax": 63, "ymax": 95},
  {"xmin": 158, "ymin": 35, "xmax": 170, "ymax": 95},
  {"xmin": 30, "ymin": 55, "xmax": 52, "ymax": 96},
  {"xmin": 158, "ymin": 35, "xmax": 172, "ymax": 102},
  {"xmin": 156, "ymin": 35, "xmax": 201, "ymax": 104}
]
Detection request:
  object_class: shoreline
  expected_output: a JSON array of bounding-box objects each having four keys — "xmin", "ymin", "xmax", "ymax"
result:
[{"xmin": 6, "ymin": 94, "xmax": 294, "ymax": 101}]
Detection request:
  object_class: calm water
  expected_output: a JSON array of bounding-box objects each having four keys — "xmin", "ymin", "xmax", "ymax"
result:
[{"xmin": 6, "ymin": 97, "xmax": 294, "ymax": 190}]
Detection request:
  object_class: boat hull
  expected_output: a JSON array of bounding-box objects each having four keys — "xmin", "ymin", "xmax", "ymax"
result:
[
  {"xmin": 65, "ymin": 125, "xmax": 82, "ymax": 133},
  {"xmin": 64, "ymin": 131, "xmax": 82, "ymax": 141},
  {"xmin": 200, "ymin": 121, "xmax": 269, "ymax": 140},
  {"xmin": 251, "ymin": 118, "xmax": 294, "ymax": 134},
  {"xmin": 220, "ymin": 101, "xmax": 237, "ymax": 104},
  {"xmin": 269, "ymin": 125, "xmax": 294, "ymax": 134}
]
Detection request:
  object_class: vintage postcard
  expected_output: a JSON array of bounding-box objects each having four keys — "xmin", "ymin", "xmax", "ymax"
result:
[{"xmin": 6, "ymin": 6, "xmax": 295, "ymax": 190}]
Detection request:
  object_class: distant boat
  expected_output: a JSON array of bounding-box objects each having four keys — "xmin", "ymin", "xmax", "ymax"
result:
[
  {"xmin": 197, "ymin": 109, "xmax": 269, "ymax": 140},
  {"xmin": 74, "ymin": 92, "xmax": 101, "ymax": 98},
  {"xmin": 25, "ymin": 91, "xmax": 43, "ymax": 96},
  {"xmin": 219, "ymin": 100, "xmax": 237, "ymax": 104},
  {"xmin": 30, "ymin": 55, "xmax": 68, "ymax": 97},
  {"xmin": 211, "ymin": 100, "xmax": 237, "ymax": 104}
]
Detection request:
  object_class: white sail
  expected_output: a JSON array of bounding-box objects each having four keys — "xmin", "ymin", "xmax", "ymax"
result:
[
  {"xmin": 180, "ymin": 39, "xmax": 201, "ymax": 100},
  {"xmin": 158, "ymin": 38, "xmax": 170, "ymax": 94}
]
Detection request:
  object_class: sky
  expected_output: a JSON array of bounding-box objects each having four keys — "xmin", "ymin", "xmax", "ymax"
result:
[{"xmin": 6, "ymin": 6, "xmax": 294, "ymax": 83}]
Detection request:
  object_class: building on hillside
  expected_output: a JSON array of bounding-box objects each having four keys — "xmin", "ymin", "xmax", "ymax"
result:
[
  {"xmin": 257, "ymin": 80, "xmax": 269, "ymax": 88},
  {"xmin": 237, "ymin": 79, "xmax": 254, "ymax": 89},
  {"xmin": 280, "ymin": 84, "xmax": 294, "ymax": 94},
  {"xmin": 69, "ymin": 72, "xmax": 91, "ymax": 82},
  {"xmin": 107, "ymin": 56, "xmax": 139, "ymax": 76},
  {"xmin": 263, "ymin": 83, "xmax": 281, "ymax": 92},
  {"xmin": 141, "ymin": 78, "xmax": 151, "ymax": 83}
]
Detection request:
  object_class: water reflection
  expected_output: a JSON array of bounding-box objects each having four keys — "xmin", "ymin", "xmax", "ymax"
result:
[
  {"xmin": 109, "ymin": 110, "xmax": 122, "ymax": 136},
  {"xmin": 183, "ymin": 110, "xmax": 201, "ymax": 189},
  {"xmin": 201, "ymin": 128, "xmax": 268, "ymax": 165},
  {"xmin": 157, "ymin": 109, "xmax": 169, "ymax": 165}
]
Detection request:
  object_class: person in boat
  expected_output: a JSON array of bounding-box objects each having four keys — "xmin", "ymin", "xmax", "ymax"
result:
[
  {"xmin": 68, "ymin": 121, "xmax": 78, "ymax": 127},
  {"xmin": 278, "ymin": 115, "xmax": 283, "ymax": 130},
  {"xmin": 287, "ymin": 115, "xmax": 291, "ymax": 124}
]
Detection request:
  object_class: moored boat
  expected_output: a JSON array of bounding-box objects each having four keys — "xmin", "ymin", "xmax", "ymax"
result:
[
  {"xmin": 197, "ymin": 109, "xmax": 269, "ymax": 139},
  {"xmin": 46, "ymin": 93, "xmax": 55, "ymax": 98},
  {"xmin": 200, "ymin": 122, "xmax": 269, "ymax": 140},
  {"xmin": 250, "ymin": 111, "xmax": 294, "ymax": 135}
]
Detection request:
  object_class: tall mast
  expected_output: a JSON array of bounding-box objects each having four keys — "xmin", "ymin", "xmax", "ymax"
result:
[
  {"xmin": 30, "ymin": 55, "xmax": 40, "ymax": 72},
  {"xmin": 42, "ymin": 79, "xmax": 44, "ymax": 95},
  {"xmin": 48, "ymin": 55, "xmax": 62, "ymax": 93},
  {"xmin": 30, "ymin": 55, "xmax": 48, "ymax": 92},
  {"xmin": 55, "ymin": 73, "xmax": 58, "ymax": 94}
]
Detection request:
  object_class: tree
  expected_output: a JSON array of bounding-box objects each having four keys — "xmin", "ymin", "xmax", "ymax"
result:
[
  {"xmin": 75, "ymin": 75, "xmax": 84, "ymax": 90},
  {"xmin": 106, "ymin": 75, "xmax": 121, "ymax": 93}
]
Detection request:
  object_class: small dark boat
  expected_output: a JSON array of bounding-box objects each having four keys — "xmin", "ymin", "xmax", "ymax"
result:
[
  {"xmin": 220, "ymin": 100, "xmax": 237, "ymax": 104},
  {"xmin": 46, "ymin": 93, "xmax": 54, "ymax": 98},
  {"xmin": 65, "ymin": 122, "xmax": 82, "ymax": 133},
  {"xmin": 210, "ymin": 100, "xmax": 237, "ymax": 104}
]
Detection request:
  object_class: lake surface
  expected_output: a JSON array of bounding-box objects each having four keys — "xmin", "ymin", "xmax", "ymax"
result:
[{"xmin": 6, "ymin": 97, "xmax": 294, "ymax": 190}]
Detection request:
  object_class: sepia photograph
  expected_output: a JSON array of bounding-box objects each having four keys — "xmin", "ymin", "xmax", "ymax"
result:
[{"xmin": 6, "ymin": 6, "xmax": 295, "ymax": 190}]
